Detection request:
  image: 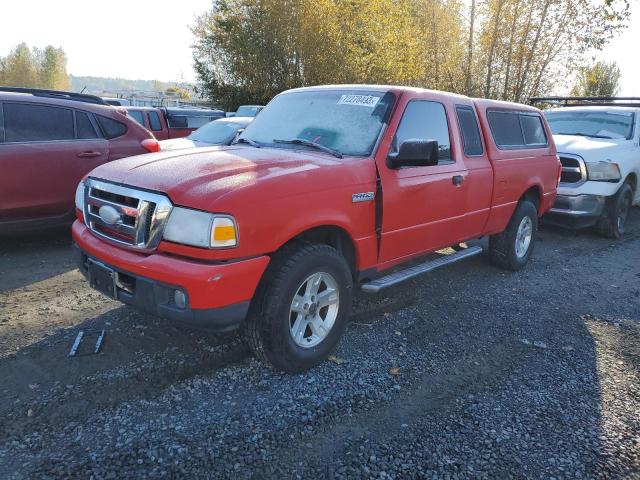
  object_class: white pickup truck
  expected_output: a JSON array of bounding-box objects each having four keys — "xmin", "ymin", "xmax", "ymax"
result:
[{"xmin": 538, "ymin": 100, "xmax": 640, "ymax": 238}]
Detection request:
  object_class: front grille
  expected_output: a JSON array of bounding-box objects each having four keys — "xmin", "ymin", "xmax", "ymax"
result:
[
  {"xmin": 559, "ymin": 155, "xmax": 586, "ymax": 184},
  {"xmin": 83, "ymin": 178, "xmax": 172, "ymax": 251},
  {"xmin": 91, "ymin": 188, "xmax": 139, "ymax": 208}
]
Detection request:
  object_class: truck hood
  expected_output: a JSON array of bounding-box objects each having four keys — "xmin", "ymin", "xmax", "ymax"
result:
[
  {"xmin": 553, "ymin": 134, "xmax": 631, "ymax": 158},
  {"xmin": 88, "ymin": 145, "xmax": 349, "ymax": 210}
]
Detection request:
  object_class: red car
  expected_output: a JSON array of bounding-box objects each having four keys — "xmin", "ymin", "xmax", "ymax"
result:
[
  {"xmin": 125, "ymin": 106, "xmax": 225, "ymax": 140},
  {"xmin": 0, "ymin": 87, "xmax": 159, "ymax": 234},
  {"xmin": 73, "ymin": 85, "xmax": 560, "ymax": 372}
]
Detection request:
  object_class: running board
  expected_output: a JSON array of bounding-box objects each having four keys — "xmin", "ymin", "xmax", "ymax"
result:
[{"xmin": 361, "ymin": 246, "xmax": 483, "ymax": 293}]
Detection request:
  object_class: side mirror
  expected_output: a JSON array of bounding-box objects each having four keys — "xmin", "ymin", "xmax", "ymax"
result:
[{"xmin": 387, "ymin": 139, "xmax": 439, "ymax": 168}]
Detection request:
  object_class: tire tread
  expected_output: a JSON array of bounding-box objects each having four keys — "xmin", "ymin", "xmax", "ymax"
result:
[
  {"xmin": 596, "ymin": 182, "xmax": 633, "ymax": 239},
  {"xmin": 489, "ymin": 200, "xmax": 537, "ymax": 271},
  {"xmin": 242, "ymin": 241, "xmax": 352, "ymax": 372}
]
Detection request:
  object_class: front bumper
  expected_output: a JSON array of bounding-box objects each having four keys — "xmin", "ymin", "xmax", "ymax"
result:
[
  {"xmin": 72, "ymin": 221, "xmax": 270, "ymax": 331},
  {"xmin": 543, "ymin": 194, "xmax": 606, "ymax": 229}
]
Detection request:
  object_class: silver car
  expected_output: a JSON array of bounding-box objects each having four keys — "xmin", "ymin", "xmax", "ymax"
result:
[{"xmin": 159, "ymin": 117, "xmax": 253, "ymax": 151}]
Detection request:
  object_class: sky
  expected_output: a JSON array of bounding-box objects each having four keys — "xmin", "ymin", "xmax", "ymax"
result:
[
  {"xmin": 0, "ymin": 0, "xmax": 638, "ymax": 93},
  {"xmin": 595, "ymin": 1, "xmax": 640, "ymax": 96},
  {"xmin": 0, "ymin": 0, "xmax": 213, "ymax": 83}
]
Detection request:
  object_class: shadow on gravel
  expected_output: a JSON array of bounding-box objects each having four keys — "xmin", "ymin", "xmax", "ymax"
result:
[
  {"xmin": 0, "ymin": 228, "xmax": 75, "ymax": 292},
  {"xmin": 341, "ymin": 238, "xmax": 611, "ymax": 477}
]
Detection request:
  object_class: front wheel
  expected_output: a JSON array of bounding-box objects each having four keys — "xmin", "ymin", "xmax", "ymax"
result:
[
  {"xmin": 489, "ymin": 200, "xmax": 538, "ymax": 271},
  {"xmin": 596, "ymin": 182, "xmax": 633, "ymax": 239},
  {"xmin": 242, "ymin": 242, "xmax": 353, "ymax": 373}
]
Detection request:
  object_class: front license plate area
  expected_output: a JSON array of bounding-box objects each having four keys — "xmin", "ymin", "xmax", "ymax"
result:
[{"xmin": 88, "ymin": 260, "xmax": 116, "ymax": 299}]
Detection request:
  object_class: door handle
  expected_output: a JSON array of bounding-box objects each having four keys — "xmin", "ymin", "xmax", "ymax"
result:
[
  {"xmin": 77, "ymin": 151, "xmax": 102, "ymax": 158},
  {"xmin": 452, "ymin": 175, "xmax": 464, "ymax": 186}
]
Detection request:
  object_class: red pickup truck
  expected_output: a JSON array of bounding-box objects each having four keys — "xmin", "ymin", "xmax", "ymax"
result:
[
  {"xmin": 73, "ymin": 85, "xmax": 560, "ymax": 372},
  {"xmin": 124, "ymin": 106, "xmax": 225, "ymax": 140}
]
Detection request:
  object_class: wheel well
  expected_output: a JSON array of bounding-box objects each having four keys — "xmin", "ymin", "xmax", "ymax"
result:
[
  {"xmin": 286, "ymin": 226, "xmax": 357, "ymax": 278},
  {"xmin": 521, "ymin": 186, "xmax": 541, "ymax": 211}
]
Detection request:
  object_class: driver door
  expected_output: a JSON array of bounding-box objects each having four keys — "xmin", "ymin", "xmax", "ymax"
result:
[{"xmin": 376, "ymin": 99, "xmax": 468, "ymax": 266}]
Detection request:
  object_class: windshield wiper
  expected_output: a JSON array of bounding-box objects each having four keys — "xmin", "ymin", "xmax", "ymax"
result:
[
  {"xmin": 557, "ymin": 132, "xmax": 613, "ymax": 139},
  {"xmin": 273, "ymin": 138, "xmax": 343, "ymax": 158},
  {"xmin": 233, "ymin": 137, "xmax": 261, "ymax": 148}
]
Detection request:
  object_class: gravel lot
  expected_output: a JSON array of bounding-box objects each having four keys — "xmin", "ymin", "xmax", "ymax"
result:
[{"xmin": 0, "ymin": 214, "xmax": 639, "ymax": 479}]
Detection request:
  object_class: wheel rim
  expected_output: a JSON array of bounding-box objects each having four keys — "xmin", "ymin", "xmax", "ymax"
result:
[
  {"xmin": 515, "ymin": 216, "xmax": 533, "ymax": 259},
  {"xmin": 289, "ymin": 272, "xmax": 340, "ymax": 349},
  {"xmin": 617, "ymin": 192, "xmax": 631, "ymax": 233}
]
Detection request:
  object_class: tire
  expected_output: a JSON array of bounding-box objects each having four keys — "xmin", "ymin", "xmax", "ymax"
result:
[
  {"xmin": 242, "ymin": 241, "xmax": 353, "ymax": 373},
  {"xmin": 489, "ymin": 200, "xmax": 538, "ymax": 271},
  {"xmin": 596, "ymin": 182, "xmax": 633, "ymax": 239}
]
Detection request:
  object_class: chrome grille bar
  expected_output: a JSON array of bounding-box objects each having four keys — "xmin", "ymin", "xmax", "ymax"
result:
[
  {"xmin": 558, "ymin": 154, "xmax": 587, "ymax": 185},
  {"xmin": 83, "ymin": 178, "xmax": 172, "ymax": 251}
]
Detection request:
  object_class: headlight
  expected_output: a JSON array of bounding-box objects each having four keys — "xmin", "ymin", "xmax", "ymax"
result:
[
  {"xmin": 75, "ymin": 180, "xmax": 85, "ymax": 211},
  {"xmin": 163, "ymin": 207, "xmax": 238, "ymax": 248},
  {"xmin": 586, "ymin": 161, "xmax": 621, "ymax": 182}
]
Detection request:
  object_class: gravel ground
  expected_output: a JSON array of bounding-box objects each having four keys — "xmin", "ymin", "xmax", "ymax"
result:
[{"xmin": 0, "ymin": 214, "xmax": 638, "ymax": 479}]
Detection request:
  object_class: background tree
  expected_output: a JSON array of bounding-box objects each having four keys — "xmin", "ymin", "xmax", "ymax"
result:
[
  {"xmin": 192, "ymin": 0, "xmax": 631, "ymax": 108},
  {"xmin": 38, "ymin": 46, "xmax": 71, "ymax": 90},
  {"xmin": 192, "ymin": 0, "xmax": 304, "ymax": 110},
  {"xmin": 1, "ymin": 42, "xmax": 38, "ymax": 87},
  {"xmin": 412, "ymin": 0, "xmax": 466, "ymax": 92},
  {"xmin": 0, "ymin": 43, "xmax": 71, "ymax": 90},
  {"xmin": 165, "ymin": 85, "xmax": 192, "ymax": 100},
  {"xmin": 469, "ymin": 0, "xmax": 630, "ymax": 101},
  {"xmin": 570, "ymin": 61, "xmax": 621, "ymax": 97},
  {"xmin": 192, "ymin": 0, "xmax": 467, "ymax": 109}
]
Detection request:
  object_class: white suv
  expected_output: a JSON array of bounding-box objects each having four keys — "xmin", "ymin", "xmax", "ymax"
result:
[{"xmin": 542, "ymin": 103, "xmax": 639, "ymax": 238}]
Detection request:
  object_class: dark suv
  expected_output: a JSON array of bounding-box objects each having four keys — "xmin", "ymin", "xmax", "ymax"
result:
[{"xmin": 0, "ymin": 87, "xmax": 159, "ymax": 234}]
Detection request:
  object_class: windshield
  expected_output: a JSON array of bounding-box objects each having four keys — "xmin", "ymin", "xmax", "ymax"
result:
[
  {"xmin": 236, "ymin": 106, "xmax": 261, "ymax": 117},
  {"xmin": 188, "ymin": 121, "xmax": 243, "ymax": 144},
  {"xmin": 545, "ymin": 110, "xmax": 635, "ymax": 140},
  {"xmin": 238, "ymin": 90, "xmax": 395, "ymax": 156}
]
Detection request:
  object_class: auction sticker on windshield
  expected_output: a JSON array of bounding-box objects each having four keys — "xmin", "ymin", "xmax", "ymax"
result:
[{"xmin": 338, "ymin": 94, "xmax": 380, "ymax": 108}]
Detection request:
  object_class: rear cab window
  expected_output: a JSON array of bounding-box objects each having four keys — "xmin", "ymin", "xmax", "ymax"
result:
[
  {"xmin": 168, "ymin": 115, "xmax": 216, "ymax": 129},
  {"xmin": 520, "ymin": 115, "xmax": 547, "ymax": 146},
  {"xmin": 487, "ymin": 110, "xmax": 548, "ymax": 149},
  {"xmin": 148, "ymin": 111, "xmax": 163, "ymax": 131},
  {"xmin": 127, "ymin": 110, "xmax": 145, "ymax": 126}
]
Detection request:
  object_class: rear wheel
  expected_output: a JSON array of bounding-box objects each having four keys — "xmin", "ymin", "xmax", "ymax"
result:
[
  {"xmin": 489, "ymin": 200, "xmax": 538, "ymax": 271},
  {"xmin": 596, "ymin": 182, "xmax": 633, "ymax": 239},
  {"xmin": 242, "ymin": 242, "xmax": 353, "ymax": 373}
]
